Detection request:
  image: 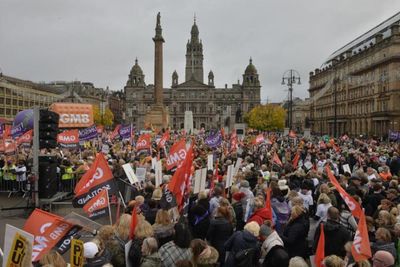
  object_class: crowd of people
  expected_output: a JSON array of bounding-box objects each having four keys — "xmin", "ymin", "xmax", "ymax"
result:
[{"xmin": 2, "ymin": 130, "xmax": 400, "ymax": 267}]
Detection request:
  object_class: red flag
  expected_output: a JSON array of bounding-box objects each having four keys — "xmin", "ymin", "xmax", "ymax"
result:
[
  {"xmin": 24, "ymin": 209, "xmax": 74, "ymax": 261},
  {"xmin": 166, "ymin": 139, "xmax": 187, "ymax": 170},
  {"xmin": 16, "ymin": 129, "xmax": 33, "ymax": 145},
  {"xmin": 325, "ymin": 166, "xmax": 363, "ymax": 219},
  {"xmin": 351, "ymin": 212, "xmax": 372, "ymax": 261},
  {"xmin": 109, "ymin": 124, "xmax": 121, "ymax": 140},
  {"xmin": 253, "ymin": 134, "xmax": 264, "ymax": 145},
  {"xmin": 289, "ymin": 130, "xmax": 296, "ymax": 138},
  {"xmin": 157, "ymin": 130, "xmax": 170, "ymax": 149},
  {"xmin": 136, "ymin": 134, "xmax": 151, "ymax": 150},
  {"xmin": 273, "ymin": 152, "xmax": 283, "ymax": 167},
  {"xmin": 83, "ymin": 189, "xmax": 109, "ymax": 219},
  {"xmin": 315, "ymin": 223, "xmax": 325, "ymax": 267},
  {"xmin": 220, "ymin": 128, "xmax": 225, "ymax": 140},
  {"xmin": 4, "ymin": 139, "xmax": 16, "ymax": 154},
  {"xmin": 264, "ymin": 187, "xmax": 273, "ymax": 220},
  {"xmin": 73, "ymin": 153, "xmax": 115, "ymax": 207},
  {"xmin": 129, "ymin": 208, "xmax": 138, "ymax": 240},
  {"xmin": 230, "ymin": 131, "xmax": 238, "ymax": 152},
  {"xmin": 3, "ymin": 125, "xmax": 11, "ymax": 139},
  {"xmin": 168, "ymin": 144, "xmax": 194, "ymax": 208},
  {"xmin": 292, "ymin": 152, "xmax": 300, "ymax": 169}
]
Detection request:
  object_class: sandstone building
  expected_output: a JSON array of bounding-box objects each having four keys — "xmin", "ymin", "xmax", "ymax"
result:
[{"xmin": 308, "ymin": 12, "xmax": 400, "ymax": 137}]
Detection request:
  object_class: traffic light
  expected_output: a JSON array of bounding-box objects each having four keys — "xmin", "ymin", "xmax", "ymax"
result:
[{"xmin": 39, "ymin": 109, "xmax": 59, "ymax": 149}]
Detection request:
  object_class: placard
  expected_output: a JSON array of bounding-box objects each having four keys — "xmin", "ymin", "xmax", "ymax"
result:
[
  {"xmin": 101, "ymin": 144, "xmax": 110, "ymax": 155},
  {"xmin": 3, "ymin": 224, "xmax": 34, "ymax": 267},
  {"xmin": 225, "ymin": 165, "xmax": 234, "ymax": 189},
  {"xmin": 193, "ymin": 169, "xmax": 202, "ymax": 194},
  {"xmin": 136, "ymin": 167, "xmax": 147, "ymax": 182},
  {"xmin": 342, "ymin": 164, "xmax": 351, "ymax": 174},
  {"xmin": 155, "ymin": 160, "xmax": 163, "ymax": 188},
  {"xmin": 70, "ymin": 239, "xmax": 84, "ymax": 267},
  {"xmin": 122, "ymin": 163, "xmax": 139, "ymax": 184},
  {"xmin": 233, "ymin": 158, "xmax": 243, "ymax": 176},
  {"xmin": 207, "ymin": 154, "xmax": 213, "ymax": 170}
]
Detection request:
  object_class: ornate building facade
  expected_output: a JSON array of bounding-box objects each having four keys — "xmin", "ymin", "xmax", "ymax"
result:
[
  {"xmin": 124, "ymin": 19, "xmax": 261, "ymax": 130},
  {"xmin": 308, "ymin": 12, "xmax": 400, "ymax": 137}
]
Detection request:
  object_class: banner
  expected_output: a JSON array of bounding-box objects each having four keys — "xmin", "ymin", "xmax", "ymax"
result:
[
  {"xmin": 273, "ymin": 152, "xmax": 283, "ymax": 167},
  {"xmin": 136, "ymin": 134, "xmax": 151, "ymax": 151},
  {"xmin": 109, "ymin": 124, "xmax": 121, "ymax": 140},
  {"xmin": 24, "ymin": 209, "xmax": 76, "ymax": 261},
  {"xmin": 49, "ymin": 103, "xmax": 93, "ymax": 128},
  {"xmin": 157, "ymin": 131, "xmax": 170, "ymax": 149},
  {"xmin": 73, "ymin": 153, "xmax": 116, "ymax": 207},
  {"xmin": 205, "ymin": 131, "xmax": 222, "ymax": 148},
  {"xmin": 83, "ymin": 189, "xmax": 110, "ymax": 220},
  {"xmin": 119, "ymin": 124, "xmax": 133, "ymax": 139},
  {"xmin": 3, "ymin": 224, "xmax": 34, "ymax": 267},
  {"xmin": 70, "ymin": 239, "xmax": 84, "ymax": 267},
  {"xmin": 325, "ymin": 166, "xmax": 363, "ymax": 219},
  {"xmin": 351, "ymin": 212, "xmax": 372, "ymax": 261},
  {"xmin": 389, "ymin": 130, "xmax": 400, "ymax": 141},
  {"xmin": 4, "ymin": 139, "xmax": 16, "ymax": 155},
  {"xmin": 168, "ymin": 144, "xmax": 194, "ymax": 208},
  {"xmin": 58, "ymin": 129, "xmax": 80, "ymax": 148},
  {"xmin": 78, "ymin": 125, "xmax": 98, "ymax": 141},
  {"xmin": 166, "ymin": 139, "xmax": 187, "ymax": 170},
  {"xmin": 159, "ymin": 186, "xmax": 177, "ymax": 210},
  {"xmin": 16, "ymin": 129, "xmax": 32, "ymax": 146},
  {"xmin": 253, "ymin": 134, "xmax": 264, "ymax": 145},
  {"xmin": 292, "ymin": 152, "xmax": 300, "ymax": 169},
  {"xmin": 230, "ymin": 131, "xmax": 238, "ymax": 151}
]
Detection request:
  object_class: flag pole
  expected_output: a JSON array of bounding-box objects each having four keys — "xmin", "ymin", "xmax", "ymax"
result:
[{"xmin": 106, "ymin": 189, "xmax": 112, "ymax": 225}]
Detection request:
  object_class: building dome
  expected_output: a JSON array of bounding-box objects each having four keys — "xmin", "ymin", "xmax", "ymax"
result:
[
  {"xmin": 244, "ymin": 58, "xmax": 257, "ymax": 75},
  {"xmin": 130, "ymin": 58, "xmax": 143, "ymax": 76}
]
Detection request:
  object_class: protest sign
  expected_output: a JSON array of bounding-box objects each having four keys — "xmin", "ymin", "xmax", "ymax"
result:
[{"xmin": 3, "ymin": 224, "xmax": 34, "ymax": 267}]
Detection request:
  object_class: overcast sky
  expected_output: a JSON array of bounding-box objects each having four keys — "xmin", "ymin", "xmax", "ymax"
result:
[{"xmin": 1, "ymin": 1, "xmax": 399, "ymax": 103}]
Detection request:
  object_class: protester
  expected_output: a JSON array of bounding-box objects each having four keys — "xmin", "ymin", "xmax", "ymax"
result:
[
  {"xmin": 259, "ymin": 220, "xmax": 289, "ymax": 267},
  {"xmin": 39, "ymin": 250, "xmax": 67, "ymax": 267},
  {"xmin": 190, "ymin": 239, "xmax": 219, "ymax": 267},
  {"xmin": 128, "ymin": 219, "xmax": 155, "ymax": 266},
  {"xmin": 140, "ymin": 237, "xmax": 161, "ymax": 267},
  {"xmin": 224, "ymin": 221, "xmax": 260, "ymax": 267},
  {"xmin": 152, "ymin": 209, "xmax": 175, "ymax": 246}
]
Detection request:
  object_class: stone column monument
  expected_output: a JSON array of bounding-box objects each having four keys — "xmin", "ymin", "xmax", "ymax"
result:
[{"xmin": 144, "ymin": 12, "xmax": 169, "ymax": 129}]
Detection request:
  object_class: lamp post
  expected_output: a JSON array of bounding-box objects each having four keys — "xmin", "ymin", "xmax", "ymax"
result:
[
  {"xmin": 101, "ymin": 93, "xmax": 105, "ymax": 126},
  {"xmin": 282, "ymin": 69, "xmax": 301, "ymax": 131}
]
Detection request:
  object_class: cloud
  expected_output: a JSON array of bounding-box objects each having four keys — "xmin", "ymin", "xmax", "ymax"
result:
[{"xmin": 1, "ymin": 0, "xmax": 399, "ymax": 103}]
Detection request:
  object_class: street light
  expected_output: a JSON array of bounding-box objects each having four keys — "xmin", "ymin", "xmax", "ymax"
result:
[{"xmin": 282, "ymin": 69, "xmax": 301, "ymax": 131}]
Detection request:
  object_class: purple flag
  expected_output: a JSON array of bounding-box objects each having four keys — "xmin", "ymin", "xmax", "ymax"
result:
[
  {"xmin": 79, "ymin": 125, "xmax": 98, "ymax": 141},
  {"xmin": 205, "ymin": 131, "xmax": 222, "ymax": 148},
  {"xmin": 119, "ymin": 124, "xmax": 133, "ymax": 139},
  {"xmin": 389, "ymin": 130, "xmax": 399, "ymax": 141}
]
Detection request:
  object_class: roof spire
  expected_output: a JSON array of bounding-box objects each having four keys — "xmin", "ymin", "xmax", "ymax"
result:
[
  {"xmin": 194, "ymin": 13, "xmax": 196, "ymax": 24},
  {"xmin": 135, "ymin": 57, "xmax": 138, "ymax": 64},
  {"xmin": 249, "ymin": 57, "xmax": 253, "ymax": 64}
]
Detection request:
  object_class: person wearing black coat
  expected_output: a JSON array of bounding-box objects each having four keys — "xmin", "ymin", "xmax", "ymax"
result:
[
  {"xmin": 224, "ymin": 222, "xmax": 260, "ymax": 267},
  {"xmin": 363, "ymin": 184, "xmax": 385, "ymax": 217},
  {"xmin": 207, "ymin": 206, "xmax": 234, "ymax": 266},
  {"xmin": 312, "ymin": 207, "xmax": 351, "ymax": 258},
  {"xmin": 188, "ymin": 195, "xmax": 210, "ymax": 239},
  {"xmin": 280, "ymin": 206, "xmax": 310, "ymax": 259}
]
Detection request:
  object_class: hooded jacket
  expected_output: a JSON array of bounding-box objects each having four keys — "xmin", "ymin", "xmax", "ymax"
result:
[
  {"xmin": 261, "ymin": 231, "xmax": 284, "ymax": 257},
  {"xmin": 207, "ymin": 216, "xmax": 233, "ymax": 265},
  {"xmin": 312, "ymin": 219, "xmax": 351, "ymax": 258},
  {"xmin": 224, "ymin": 230, "xmax": 260, "ymax": 267},
  {"xmin": 247, "ymin": 207, "xmax": 273, "ymax": 226}
]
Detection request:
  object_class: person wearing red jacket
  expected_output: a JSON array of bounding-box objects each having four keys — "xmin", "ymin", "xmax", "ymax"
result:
[{"xmin": 247, "ymin": 197, "xmax": 272, "ymax": 225}]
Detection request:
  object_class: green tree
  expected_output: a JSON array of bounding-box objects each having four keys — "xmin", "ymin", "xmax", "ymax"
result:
[
  {"xmin": 244, "ymin": 104, "xmax": 286, "ymax": 131},
  {"xmin": 93, "ymin": 105, "xmax": 114, "ymax": 127}
]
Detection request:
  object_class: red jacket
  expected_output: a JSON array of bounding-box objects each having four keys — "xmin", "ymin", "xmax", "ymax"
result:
[{"xmin": 247, "ymin": 207, "xmax": 272, "ymax": 225}]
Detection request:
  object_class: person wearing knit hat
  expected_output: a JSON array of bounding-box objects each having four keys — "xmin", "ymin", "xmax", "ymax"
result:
[
  {"xmin": 232, "ymin": 192, "xmax": 246, "ymax": 230},
  {"xmin": 259, "ymin": 220, "xmax": 289, "ymax": 267},
  {"xmin": 372, "ymin": 250, "xmax": 395, "ymax": 267}
]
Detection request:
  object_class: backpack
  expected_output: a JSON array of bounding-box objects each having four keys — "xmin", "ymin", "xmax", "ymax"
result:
[
  {"xmin": 272, "ymin": 198, "xmax": 290, "ymax": 233},
  {"xmin": 234, "ymin": 247, "xmax": 256, "ymax": 267}
]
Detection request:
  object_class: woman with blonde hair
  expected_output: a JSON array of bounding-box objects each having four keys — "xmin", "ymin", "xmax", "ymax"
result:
[
  {"xmin": 39, "ymin": 250, "xmax": 67, "ymax": 267},
  {"xmin": 376, "ymin": 210, "xmax": 397, "ymax": 234},
  {"xmin": 128, "ymin": 219, "xmax": 154, "ymax": 267},
  {"xmin": 114, "ymin": 213, "xmax": 132, "ymax": 241},
  {"xmin": 323, "ymin": 255, "xmax": 345, "ymax": 267},
  {"xmin": 190, "ymin": 239, "xmax": 219, "ymax": 267},
  {"xmin": 140, "ymin": 237, "xmax": 161, "ymax": 267},
  {"xmin": 152, "ymin": 209, "xmax": 175, "ymax": 246},
  {"xmin": 315, "ymin": 193, "xmax": 332, "ymax": 223},
  {"xmin": 281, "ymin": 205, "xmax": 309, "ymax": 259},
  {"xmin": 319, "ymin": 183, "xmax": 337, "ymax": 207}
]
